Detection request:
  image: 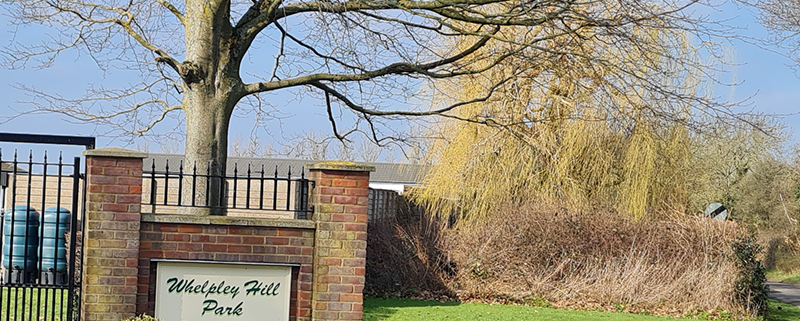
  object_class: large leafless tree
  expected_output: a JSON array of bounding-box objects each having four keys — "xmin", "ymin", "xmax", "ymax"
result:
[
  {"xmin": 2, "ymin": 0, "xmax": 745, "ymax": 213},
  {"xmin": 755, "ymin": 0, "xmax": 800, "ymax": 63}
]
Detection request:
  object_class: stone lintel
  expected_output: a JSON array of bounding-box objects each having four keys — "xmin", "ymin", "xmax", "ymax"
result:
[
  {"xmin": 83, "ymin": 148, "xmax": 147, "ymax": 158},
  {"xmin": 141, "ymin": 213, "xmax": 316, "ymax": 229},
  {"xmin": 307, "ymin": 161, "xmax": 375, "ymax": 172}
]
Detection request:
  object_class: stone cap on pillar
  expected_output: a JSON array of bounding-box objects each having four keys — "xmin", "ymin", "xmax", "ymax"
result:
[
  {"xmin": 83, "ymin": 148, "xmax": 147, "ymax": 158},
  {"xmin": 307, "ymin": 161, "xmax": 375, "ymax": 172}
]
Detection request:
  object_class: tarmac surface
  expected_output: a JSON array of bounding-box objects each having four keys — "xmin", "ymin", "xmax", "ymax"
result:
[{"xmin": 768, "ymin": 281, "xmax": 800, "ymax": 307}]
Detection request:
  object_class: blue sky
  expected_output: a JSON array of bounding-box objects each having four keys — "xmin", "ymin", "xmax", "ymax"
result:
[{"xmin": 0, "ymin": 2, "xmax": 799, "ymax": 157}]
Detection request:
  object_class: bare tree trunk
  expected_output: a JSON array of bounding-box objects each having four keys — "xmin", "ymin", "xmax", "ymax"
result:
[
  {"xmin": 182, "ymin": 98, "xmax": 233, "ymax": 215},
  {"xmin": 177, "ymin": 0, "xmax": 243, "ymax": 215}
]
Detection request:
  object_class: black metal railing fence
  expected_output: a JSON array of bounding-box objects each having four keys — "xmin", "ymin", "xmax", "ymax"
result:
[
  {"xmin": 0, "ymin": 150, "xmax": 84, "ymax": 321},
  {"xmin": 142, "ymin": 159, "xmax": 314, "ymax": 219}
]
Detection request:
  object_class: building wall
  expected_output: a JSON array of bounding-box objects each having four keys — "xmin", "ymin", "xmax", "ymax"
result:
[{"xmin": 3, "ymin": 174, "xmax": 82, "ymax": 213}]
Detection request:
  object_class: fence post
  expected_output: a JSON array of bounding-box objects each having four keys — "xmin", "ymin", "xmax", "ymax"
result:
[
  {"xmin": 81, "ymin": 148, "xmax": 146, "ymax": 321},
  {"xmin": 307, "ymin": 161, "xmax": 374, "ymax": 321}
]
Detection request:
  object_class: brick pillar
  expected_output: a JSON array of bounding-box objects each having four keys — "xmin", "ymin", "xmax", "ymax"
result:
[
  {"xmin": 82, "ymin": 148, "xmax": 146, "ymax": 321},
  {"xmin": 308, "ymin": 162, "xmax": 374, "ymax": 321}
]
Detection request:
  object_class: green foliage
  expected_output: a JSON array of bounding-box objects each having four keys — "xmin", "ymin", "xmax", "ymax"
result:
[
  {"xmin": 792, "ymin": 184, "xmax": 800, "ymax": 203},
  {"xmin": 521, "ymin": 295, "xmax": 551, "ymax": 308},
  {"xmin": 766, "ymin": 270, "xmax": 800, "ymax": 285},
  {"xmin": 682, "ymin": 309, "xmax": 736, "ymax": 321},
  {"xmin": 470, "ymin": 261, "xmax": 494, "ymax": 280},
  {"xmin": 731, "ymin": 235, "xmax": 769, "ymax": 316}
]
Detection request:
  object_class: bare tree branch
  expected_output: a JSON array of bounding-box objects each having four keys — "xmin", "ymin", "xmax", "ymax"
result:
[
  {"xmin": 308, "ymin": 75, "xmax": 514, "ymax": 117},
  {"xmin": 156, "ymin": 0, "xmax": 186, "ymax": 25},
  {"xmin": 244, "ymin": 25, "xmax": 502, "ymax": 94}
]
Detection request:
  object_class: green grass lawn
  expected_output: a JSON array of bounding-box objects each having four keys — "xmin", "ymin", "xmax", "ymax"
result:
[
  {"xmin": 767, "ymin": 270, "xmax": 800, "ymax": 285},
  {"xmin": 365, "ymin": 298, "xmax": 800, "ymax": 321},
  {"xmin": 767, "ymin": 299, "xmax": 800, "ymax": 321},
  {"xmin": 0, "ymin": 287, "xmax": 70, "ymax": 321},
  {"xmin": 364, "ymin": 298, "xmax": 695, "ymax": 321}
]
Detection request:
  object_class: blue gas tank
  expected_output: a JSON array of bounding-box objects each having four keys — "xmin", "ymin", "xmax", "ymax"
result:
[
  {"xmin": 39, "ymin": 207, "xmax": 70, "ymax": 272},
  {"xmin": 2, "ymin": 206, "xmax": 39, "ymax": 271}
]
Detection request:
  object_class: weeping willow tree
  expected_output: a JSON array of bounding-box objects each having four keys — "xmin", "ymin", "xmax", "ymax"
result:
[{"xmin": 411, "ymin": 18, "xmax": 720, "ymax": 220}]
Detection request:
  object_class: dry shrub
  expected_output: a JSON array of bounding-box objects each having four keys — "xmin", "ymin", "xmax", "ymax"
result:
[
  {"xmin": 64, "ymin": 231, "xmax": 82, "ymax": 282},
  {"xmin": 367, "ymin": 202, "xmax": 762, "ymax": 318},
  {"xmin": 762, "ymin": 230, "xmax": 800, "ymax": 272},
  {"xmin": 447, "ymin": 204, "xmax": 748, "ymax": 316},
  {"xmin": 365, "ymin": 199, "xmax": 455, "ymax": 299}
]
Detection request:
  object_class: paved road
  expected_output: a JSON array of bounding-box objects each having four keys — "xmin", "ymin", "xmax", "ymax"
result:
[{"xmin": 768, "ymin": 281, "xmax": 800, "ymax": 307}]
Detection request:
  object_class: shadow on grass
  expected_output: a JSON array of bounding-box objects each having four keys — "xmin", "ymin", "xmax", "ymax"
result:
[
  {"xmin": 768, "ymin": 299, "xmax": 800, "ymax": 321},
  {"xmin": 364, "ymin": 297, "xmax": 460, "ymax": 320}
]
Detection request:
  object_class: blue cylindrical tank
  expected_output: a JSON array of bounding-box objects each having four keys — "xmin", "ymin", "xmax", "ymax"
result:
[
  {"xmin": 39, "ymin": 207, "xmax": 69, "ymax": 272},
  {"xmin": 2, "ymin": 206, "xmax": 39, "ymax": 271}
]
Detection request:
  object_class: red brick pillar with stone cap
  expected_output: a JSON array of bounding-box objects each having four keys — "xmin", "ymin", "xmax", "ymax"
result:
[
  {"xmin": 81, "ymin": 148, "xmax": 146, "ymax": 321},
  {"xmin": 308, "ymin": 161, "xmax": 374, "ymax": 321}
]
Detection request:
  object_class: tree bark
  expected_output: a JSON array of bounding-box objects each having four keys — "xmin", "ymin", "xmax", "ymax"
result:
[
  {"xmin": 179, "ymin": 0, "xmax": 243, "ymax": 215},
  {"xmin": 182, "ymin": 97, "xmax": 234, "ymax": 215}
]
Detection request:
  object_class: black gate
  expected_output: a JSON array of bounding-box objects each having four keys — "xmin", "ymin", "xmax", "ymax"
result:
[{"xmin": 0, "ymin": 133, "xmax": 94, "ymax": 321}]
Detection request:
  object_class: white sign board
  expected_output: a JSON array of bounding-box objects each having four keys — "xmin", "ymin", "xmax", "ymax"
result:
[{"xmin": 155, "ymin": 261, "xmax": 292, "ymax": 321}]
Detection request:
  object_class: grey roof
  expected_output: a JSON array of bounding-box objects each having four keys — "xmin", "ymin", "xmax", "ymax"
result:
[
  {"xmin": 143, "ymin": 153, "xmax": 425, "ymax": 184},
  {"xmin": 1, "ymin": 163, "xmax": 28, "ymax": 173}
]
